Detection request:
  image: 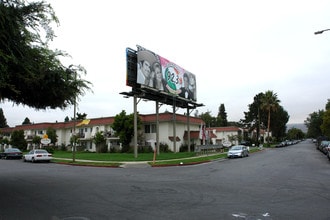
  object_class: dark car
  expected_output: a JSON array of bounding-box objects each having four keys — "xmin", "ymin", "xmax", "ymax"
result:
[
  {"xmin": 0, "ymin": 148, "xmax": 23, "ymax": 159},
  {"xmin": 240, "ymin": 141, "xmax": 251, "ymax": 146}
]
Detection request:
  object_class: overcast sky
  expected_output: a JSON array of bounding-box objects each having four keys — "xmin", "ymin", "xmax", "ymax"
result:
[{"xmin": 2, "ymin": 0, "xmax": 330, "ymax": 127}]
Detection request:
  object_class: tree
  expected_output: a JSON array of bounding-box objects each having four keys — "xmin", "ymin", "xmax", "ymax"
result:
[
  {"xmin": 287, "ymin": 128, "xmax": 305, "ymax": 140},
  {"xmin": 10, "ymin": 130, "xmax": 27, "ymax": 150},
  {"xmin": 32, "ymin": 135, "xmax": 41, "ymax": 146},
  {"xmin": 0, "ymin": 0, "xmax": 92, "ymax": 109},
  {"xmin": 321, "ymin": 109, "xmax": 330, "ymax": 137},
  {"xmin": 0, "ymin": 108, "xmax": 9, "ymax": 128},
  {"xmin": 260, "ymin": 90, "xmax": 280, "ymax": 142},
  {"xmin": 71, "ymin": 112, "xmax": 87, "ymax": 121},
  {"xmin": 305, "ymin": 110, "xmax": 324, "ymax": 138},
  {"xmin": 241, "ymin": 93, "xmax": 264, "ymax": 144},
  {"xmin": 46, "ymin": 127, "xmax": 57, "ymax": 145},
  {"xmin": 111, "ymin": 110, "xmax": 141, "ymax": 152},
  {"xmin": 216, "ymin": 104, "xmax": 228, "ymax": 126},
  {"xmin": 93, "ymin": 131, "xmax": 106, "ymax": 153},
  {"xmin": 199, "ymin": 111, "xmax": 216, "ymax": 127},
  {"xmin": 325, "ymin": 99, "xmax": 330, "ymax": 110},
  {"xmin": 22, "ymin": 117, "xmax": 31, "ymax": 125},
  {"xmin": 269, "ymin": 105, "xmax": 289, "ymax": 140},
  {"xmin": 64, "ymin": 116, "xmax": 70, "ymax": 122},
  {"xmin": 242, "ymin": 92, "xmax": 287, "ymax": 143}
]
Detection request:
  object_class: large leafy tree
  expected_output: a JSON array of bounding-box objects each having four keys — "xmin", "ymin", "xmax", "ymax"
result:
[
  {"xmin": 199, "ymin": 111, "xmax": 216, "ymax": 127},
  {"xmin": 241, "ymin": 93, "xmax": 264, "ymax": 143},
  {"xmin": 268, "ymin": 105, "xmax": 289, "ymax": 140},
  {"xmin": 320, "ymin": 99, "xmax": 330, "ymax": 138},
  {"xmin": 287, "ymin": 128, "xmax": 305, "ymax": 140},
  {"xmin": 305, "ymin": 110, "xmax": 324, "ymax": 138},
  {"xmin": 0, "ymin": 0, "xmax": 91, "ymax": 109},
  {"xmin": 242, "ymin": 91, "xmax": 287, "ymax": 143},
  {"xmin": 320, "ymin": 109, "xmax": 330, "ymax": 138},
  {"xmin": 260, "ymin": 90, "xmax": 280, "ymax": 141},
  {"xmin": 10, "ymin": 129, "xmax": 27, "ymax": 150},
  {"xmin": 111, "ymin": 110, "xmax": 141, "ymax": 152}
]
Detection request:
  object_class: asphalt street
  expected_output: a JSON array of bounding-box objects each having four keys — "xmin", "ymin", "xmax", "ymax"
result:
[{"xmin": 0, "ymin": 140, "xmax": 329, "ymax": 220}]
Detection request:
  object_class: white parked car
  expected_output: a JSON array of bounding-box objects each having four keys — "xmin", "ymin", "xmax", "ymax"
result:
[
  {"xmin": 227, "ymin": 145, "xmax": 249, "ymax": 158},
  {"xmin": 23, "ymin": 149, "xmax": 52, "ymax": 163}
]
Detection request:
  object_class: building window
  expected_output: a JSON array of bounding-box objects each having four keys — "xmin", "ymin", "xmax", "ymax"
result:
[
  {"xmin": 144, "ymin": 124, "xmax": 156, "ymax": 134},
  {"xmin": 145, "ymin": 125, "xmax": 150, "ymax": 134},
  {"xmin": 151, "ymin": 124, "xmax": 156, "ymax": 133},
  {"xmin": 38, "ymin": 130, "xmax": 43, "ymax": 135},
  {"xmin": 85, "ymin": 128, "xmax": 87, "ymax": 132}
]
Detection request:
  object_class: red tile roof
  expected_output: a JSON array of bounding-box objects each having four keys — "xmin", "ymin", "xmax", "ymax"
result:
[
  {"xmin": 183, "ymin": 130, "xmax": 217, "ymax": 140},
  {"xmin": 0, "ymin": 113, "xmax": 203, "ymax": 131},
  {"xmin": 140, "ymin": 112, "xmax": 203, "ymax": 124}
]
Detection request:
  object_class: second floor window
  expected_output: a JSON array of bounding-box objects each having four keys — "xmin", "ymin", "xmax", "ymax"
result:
[
  {"xmin": 144, "ymin": 124, "xmax": 156, "ymax": 134},
  {"xmin": 145, "ymin": 125, "xmax": 150, "ymax": 134}
]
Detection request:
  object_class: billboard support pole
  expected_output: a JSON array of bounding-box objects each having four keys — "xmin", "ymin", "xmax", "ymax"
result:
[
  {"xmin": 134, "ymin": 95, "xmax": 138, "ymax": 158},
  {"xmin": 173, "ymin": 96, "xmax": 177, "ymax": 153},
  {"xmin": 156, "ymin": 101, "xmax": 160, "ymax": 155},
  {"xmin": 187, "ymin": 108, "xmax": 191, "ymax": 152}
]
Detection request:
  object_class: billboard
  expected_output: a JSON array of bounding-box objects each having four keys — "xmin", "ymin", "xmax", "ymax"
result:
[
  {"xmin": 136, "ymin": 46, "xmax": 197, "ymax": 102},
  {"xmin": 126, "ymin": 47, "xmax": 138, "ymax": 88}
]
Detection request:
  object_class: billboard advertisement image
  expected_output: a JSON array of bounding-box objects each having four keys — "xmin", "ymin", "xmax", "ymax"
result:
[{"xmin": 136, "ymin": 46, "xmax": 197, "ymax": 102}]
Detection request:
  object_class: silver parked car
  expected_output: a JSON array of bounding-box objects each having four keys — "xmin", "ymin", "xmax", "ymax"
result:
[
  {"xmin": 227, "ymin": 145, "xmax": 249, "ymax": 158},
  {"xmin": 23, "ymin": 149, "xmax": 52, "ymax": 163}
]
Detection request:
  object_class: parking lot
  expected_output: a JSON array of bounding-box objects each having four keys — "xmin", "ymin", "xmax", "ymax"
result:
[{"xmin": 0, "ymin": 140, "xmax": 329, "ymax": 220}]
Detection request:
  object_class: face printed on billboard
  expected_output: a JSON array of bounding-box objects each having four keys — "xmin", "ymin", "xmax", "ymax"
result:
[{"xmin": 136, "ymin": 46, "xmax": 197, "ymax": 102}]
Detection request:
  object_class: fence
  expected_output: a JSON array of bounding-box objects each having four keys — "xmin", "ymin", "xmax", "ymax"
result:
[{"xmin": 195, "ymin": 144, "xmax": 225, "ymax": 155}]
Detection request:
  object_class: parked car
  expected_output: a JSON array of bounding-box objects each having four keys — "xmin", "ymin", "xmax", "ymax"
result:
[
  {"xmin": 327, "ymin": 150, "xmax": 330, "ymax": 161},
  {"xmin": 0, "ymin": 148, "xmax": 23, "ymax": 159},
  {"xmin": 23, "ymin": 149, "xmax": 52, "ymax": 163},
  {"xmin": 227, "ymin": 145, "xmax": 249, "ymax": 158},
  {"xmin": 276, "ymin": 141, "xmax": 287, "ymax": 148},
  {"xmin": 318, "ymin": 141, "xmax": 329, "ymax": 155}
]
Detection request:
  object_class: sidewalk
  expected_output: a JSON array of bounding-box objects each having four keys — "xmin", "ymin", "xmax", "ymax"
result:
[{"xmin": 53, "ymin": 157, "xmax": 152, "ymax": 168}]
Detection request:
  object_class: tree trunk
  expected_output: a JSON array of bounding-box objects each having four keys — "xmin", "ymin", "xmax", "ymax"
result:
[{"xmin": 267, "ymin": 109, "xmax": 271, "ymax": 143}]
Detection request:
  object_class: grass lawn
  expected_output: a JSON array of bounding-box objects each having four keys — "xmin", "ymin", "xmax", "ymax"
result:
[
  {"xmin": 51, "ymin": 147, "xmax": 262, "ymax": 167},
  {"xmin": 53, "ymin": 151, "xmax": 198, "ymax": 162}
]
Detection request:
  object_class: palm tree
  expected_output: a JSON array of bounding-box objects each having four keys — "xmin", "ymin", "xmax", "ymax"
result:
[{"xmin": 261, "ymin": 90, "xmax": 280, "ymax": 143}]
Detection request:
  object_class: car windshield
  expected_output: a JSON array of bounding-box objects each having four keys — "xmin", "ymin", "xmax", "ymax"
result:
[{"xmin": 231, "ymin": 146, "xmax": 242, "ymax": 150}]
